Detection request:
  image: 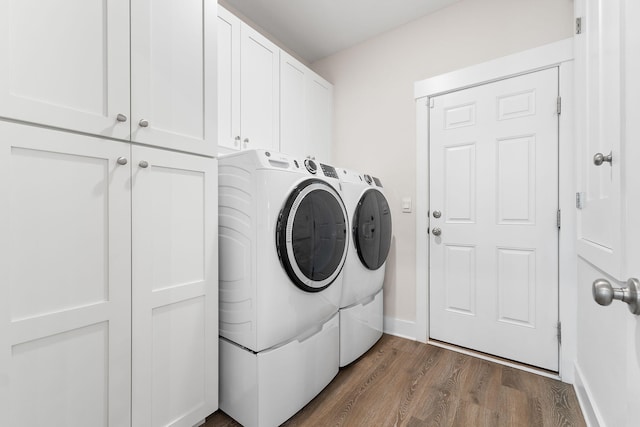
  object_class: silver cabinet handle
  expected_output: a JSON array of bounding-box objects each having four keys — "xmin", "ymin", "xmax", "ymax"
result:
[
  {"xmin": 117, "ymin": 157, "xmax": 128, "ymax": 165},
  {"xmin": 593, "ymin": 151, "xmax": 612, "ymax": 166},
  {"xmin": 139, "ymin": 160, "xmax": 149, "ymax": 168},
  {"xmin": 116, "ymin": 114, "xmax": 128, "ymax": 122},
  {"xmin": 243, "ymin": 138, "xmax": 249, "ymax": 147},
  {"xmin": 139, "ymin": 119, "xmax": 149, "ymax": 128},
  {"xmin": 234, "ymin": 136, "xmax": 241, "ymax": 146},
  {"xmin": 593, "ymin": 278, "xmax": 640, "ymax": 315},
  {"xmin": 433, "ymin": 210, "xmax": 442, "ymax": 219},
  {"xmin": 432, "ymin": 227, "xmax": 441, "ymax": 237}
]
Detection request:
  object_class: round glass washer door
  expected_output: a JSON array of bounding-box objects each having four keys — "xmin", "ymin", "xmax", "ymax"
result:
[
  {"xmin": 353, "ymin": 189, "xmax": 392, "ymax": 270},
  {"xmin": 276, "ymin": 179, "xmax": 348, "ymax": 292}
]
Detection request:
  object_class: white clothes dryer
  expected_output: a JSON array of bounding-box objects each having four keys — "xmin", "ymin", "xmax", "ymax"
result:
[
  {"xmin": 218, "ymin": 150, "xmax": 348, "ymax": 427},
  {"xmin": 337, "ymin": 168, "xmax": 392, "ymax": 366}
]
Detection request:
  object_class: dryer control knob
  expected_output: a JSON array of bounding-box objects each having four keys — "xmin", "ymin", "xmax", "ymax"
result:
[
  {"xmin": 304, "ymin": 158, "xmax": 317, "ymax": 174},
  {"xmin": 363, "ymin": 174, "xmax": 373, "ymax": 185}
]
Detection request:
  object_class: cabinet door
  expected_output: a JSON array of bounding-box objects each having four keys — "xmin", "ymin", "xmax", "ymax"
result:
[
  {"xmin": 0, "ymin": 122, "xmax": 132, "ymax": 427},
  {"xmin": 240, "ymin": 24, "xmax": 280, "ymax": 151},
  {"xmin": 131, "ymin": 146, "xmax": 218, "ymax": 427},
  {"xmin": 131, "ymin": 0, "xmax": 216, "ymax": 156},
  {"xmin": 306, "ymin": 72, "xmax": 333, "ymax": 162},
  {"xmin": 218, "ymin": 6, "xmax": 242, "ymax": 152},
  {"xmin": 280, "ymin": 52, "xmax": 308, "ymax": 157},
  {"xmin": 0, "ymin": 0, "xmax": 130, "ymax": 139}
]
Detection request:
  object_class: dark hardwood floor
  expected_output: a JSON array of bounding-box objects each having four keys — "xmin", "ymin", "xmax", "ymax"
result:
[{"xmin": 205, "ymin": 334, "xmax": 585, "ymax": 427}]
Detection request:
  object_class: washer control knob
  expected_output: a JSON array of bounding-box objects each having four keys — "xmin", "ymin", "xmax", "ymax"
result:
[
  {"xmin": 363, "ymin": 174, "xmax": 373, "ymax": 185},
  {"xmin": 304, "ymin": 158, "xmax": 317, "ymax": 174}
]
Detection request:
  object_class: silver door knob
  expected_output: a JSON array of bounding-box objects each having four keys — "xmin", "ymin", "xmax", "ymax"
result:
[
  {"xmin": 593, "ymin": 151, "xmax": 612, "ymax": 166},
  {"xmin": 139, "ymin": 160, "xmax": 149, "ymax": 168},
  {"xmin": 116, "ymin": 157, "xmax": 128, "ymax": 165},
  {"xmin": 433, "ymin": 210, "xmax": 442, "ymax": 219},
  {"xmin": 139, "ymin": 119, "xmax": 149, "ymax": 128},
  {"xmin": 116, "ymin": 113, "xmax": 128, "ymax": 122},
  {"xmin": 592, "ymin": 278, "xmax": 640, "ymax": 315},
  {"xmin": 432, "ymin": 227, "xmax": 442, "ymax": 236}
]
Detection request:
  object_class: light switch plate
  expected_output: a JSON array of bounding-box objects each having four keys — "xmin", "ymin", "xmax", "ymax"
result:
[{"xmin": 402, "ymin": 197, "xmax": 412, "ymax": 213}]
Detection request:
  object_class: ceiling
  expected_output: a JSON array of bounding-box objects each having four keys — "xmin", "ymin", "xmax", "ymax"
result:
[{"xmin": 220, "ymin": 0, "xmax": 462, "ymax": 63}]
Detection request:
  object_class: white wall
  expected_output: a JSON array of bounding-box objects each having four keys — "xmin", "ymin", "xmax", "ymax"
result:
[{"xmin": 312, "ymin": 0, "xmax": 574, "ymax": 324}]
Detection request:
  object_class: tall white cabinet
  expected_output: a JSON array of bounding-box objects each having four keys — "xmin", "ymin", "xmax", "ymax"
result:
[{"xmin": 0, "ymin": 0, "xmax": 218, "ymax": 426}]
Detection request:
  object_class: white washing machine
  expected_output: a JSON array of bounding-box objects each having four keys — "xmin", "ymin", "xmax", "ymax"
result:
[
  {"xmin": 218, "ymin": 149, "xmax": 348, "ymax": 427},
  {"xmin": 337, "ymin": 168, "xmax": 392, "ymax": 367}
]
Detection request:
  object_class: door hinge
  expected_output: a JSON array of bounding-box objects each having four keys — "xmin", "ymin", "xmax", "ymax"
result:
[
  {"xmin": 557, "ymin": 209, "xmax": 561, "ymax": 229},
  {"xmin": 556, "ymin": 96, "xmax": 562, "ymax": 115},
  {"xmin": 576, "ymin": 17, "xmax": 582, "ymax": 35},
  {"xmin": 557, "ymin": 321, "xmax": 562, "ymax": 344}
]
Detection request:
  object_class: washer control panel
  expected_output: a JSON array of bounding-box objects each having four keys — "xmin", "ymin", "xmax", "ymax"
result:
[{"xmin": 320, "ymin": 163, "xmax": 338, "ymax": 179}]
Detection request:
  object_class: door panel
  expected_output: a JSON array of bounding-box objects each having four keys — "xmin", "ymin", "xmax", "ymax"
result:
[
  {"xmin": 0, "ymin": 0, "xmax": 130, "ymax": 139},
  {"xmin": 429, "ymin": 68, "xmax": 559, "ymax": 371},
  {"xmin": 575, "ymin": 0, "xmax": 623, "ymax": 279},
  {"xmin": 574, "ymin": 0, "xmax": 640, "ymax": 425},
  {"xmin": 0, "ymin": 122, "xmax": 131, "ymax": 427},
  {"xmin": 131, "ymin": 146, "xmax": 217, "ymax": 427}
]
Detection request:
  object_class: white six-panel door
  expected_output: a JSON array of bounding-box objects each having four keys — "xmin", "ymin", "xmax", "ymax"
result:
[
  {"xmin": 0, "ymin": 122, "xmax": 132, "ymax": 426},
  {"xmin": 429, "ymin": 68, "xmax": 559, "ymax": 371},
  {"xmin": 131, "ymin": 146, "xmax": 218, "ymax": 427}
]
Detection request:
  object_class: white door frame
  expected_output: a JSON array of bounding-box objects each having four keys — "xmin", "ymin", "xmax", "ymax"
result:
[{"xmin": 414, "ymin": 38, "xmax": 576, "ymax": 381}]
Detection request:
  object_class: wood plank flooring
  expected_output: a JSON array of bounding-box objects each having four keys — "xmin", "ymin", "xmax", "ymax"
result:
[{"xmin": 205, "ymin": 334, "xmax": 585, "ymax": 427}]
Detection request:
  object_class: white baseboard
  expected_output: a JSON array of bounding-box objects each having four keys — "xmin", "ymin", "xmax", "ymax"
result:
[
  {"xmin": 574, "ymin": 363, "xmax": 603, "ymax": 427},
  {"xmin": 383, "ymin": 316, "xmax": 416, "ymax": 340}
]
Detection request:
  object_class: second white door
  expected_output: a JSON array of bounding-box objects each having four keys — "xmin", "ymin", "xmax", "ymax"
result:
[{"xmin": 429, "ymin": 68, "xmax": 559, "ymax": 371}]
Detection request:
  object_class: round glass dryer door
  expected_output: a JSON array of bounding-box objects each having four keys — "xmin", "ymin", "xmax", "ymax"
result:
[
  {"xmin": 276, "ymin": 179, "xmax": 349, "ymax": 292},
  {"xmin": 353, "ymin": 189, "xmax": 392, "ymax": 270}
]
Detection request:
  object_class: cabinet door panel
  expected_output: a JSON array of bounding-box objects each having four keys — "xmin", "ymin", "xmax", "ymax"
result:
[
  {"xmin": 0, "ymin": 0, "xmax": 130, "ymax": 139},
  {"xmin": 131, "ymin": 146, "xmax": 217, "ymax": 426},
  {"xmin": 131, "ymin": 0, "xmax": 216, "ymax": 156},
  {"xmin": 280, "ymin": 53, "xmax": 308, "ymax": 157},
  {"xmin": 217, "ymin": 7, "xmax": 241, "ymax": 152},
  {"xmin": 0, "ymin": 122, "xmax": 131, "ymax": 427},
  {"xmin": 240, "ymin": 24, "xmax": 280, "ymax": 151},
  {"xmin": 306, "ymin": 74, "xmax": 333, "ymax": 162}
]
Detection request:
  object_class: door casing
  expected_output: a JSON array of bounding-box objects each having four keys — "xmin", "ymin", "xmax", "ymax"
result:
[{"xmin": 414, "ymin": 38, "xmax": 575, "ymax": 381}]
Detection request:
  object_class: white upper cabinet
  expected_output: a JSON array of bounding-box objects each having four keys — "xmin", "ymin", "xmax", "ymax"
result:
[
  {"xmin": 218, "ymin": 6, "xmax": 279, "ymax": 153},
  {"xmin": 0, "ymin": 0, "xmax": 216, "ymax": 156},
  {"xmin": 218, "ymin": 8, "xmax": 242, "ymax": 151},
  {"xmin": 240, "ymin": 24, "xmax": 280, "ymax": 152},
  {"xmin": 0, "ymin": 0, "xmax": 130, "ymax": 139},
  {"xmin": 306, "ymin": 75, "xmax": 332, "ymax": 162},
  {"xmin": 131, "ymin": 0, "xmax": 216, "ymax": 156},
  {"xmin": 280, "ymin": 52, "xmax": 333, "ymax": 162}
]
